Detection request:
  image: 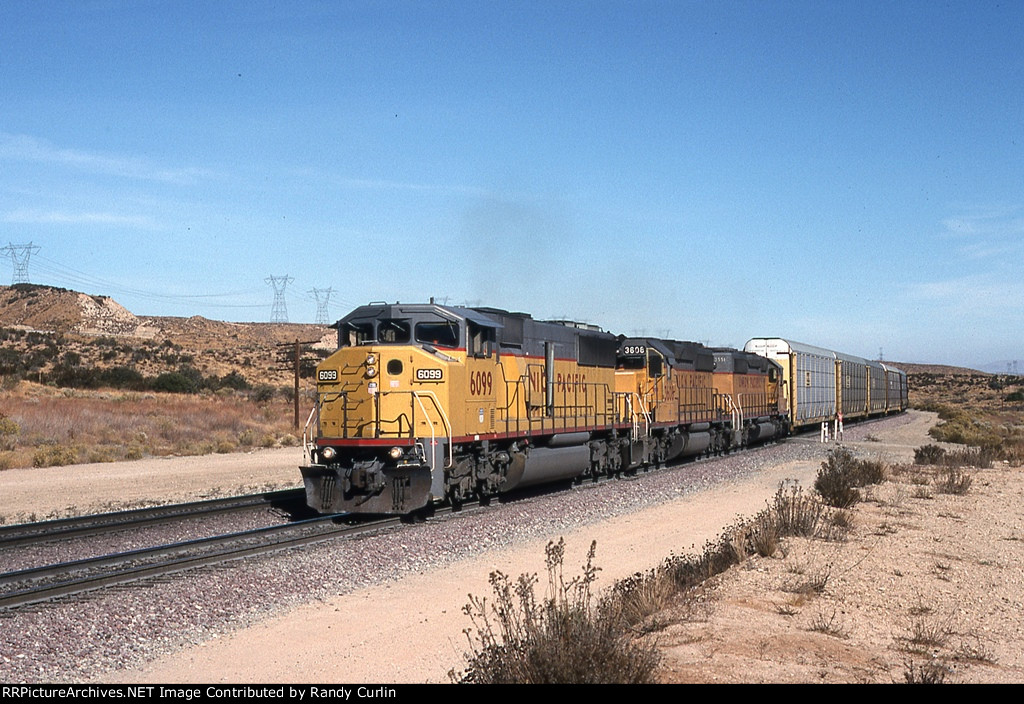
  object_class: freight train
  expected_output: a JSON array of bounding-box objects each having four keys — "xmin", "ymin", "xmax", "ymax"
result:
[{"xmin": 300, "ymin": 302, "xmax": 907, "ymax": 515}]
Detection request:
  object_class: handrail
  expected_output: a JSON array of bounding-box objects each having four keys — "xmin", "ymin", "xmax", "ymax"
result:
[
  {"xmin": 411, "ymin": 390, "xmax": 454, "ymax": 469},
  {"xmin": 723, "ymin": 394, "xmax": 743, "ymax": 435},
  {"xmin": 305, "ymin": 391, "xmax": 349, "ymax": 457},
  {"xmin": 302, "ymin": 405, "xmax": 319, "ymax": 464},
  {"xmin": 371, "ymin": 390, "xmax": 453, "ymax": 469},
  {"xmin": 628, "ymin": 391, "xmax": 652, "ymax": 441}
]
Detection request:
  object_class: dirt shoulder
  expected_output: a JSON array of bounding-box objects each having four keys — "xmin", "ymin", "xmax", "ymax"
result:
[{"xmin": 0, "ymin": 448, "xmax": 303, "ymax": 524}]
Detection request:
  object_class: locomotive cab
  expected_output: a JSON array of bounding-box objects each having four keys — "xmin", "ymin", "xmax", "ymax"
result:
[{"xmin": 303, "ymin": 303, "xmax": 502, "ymax": 514}]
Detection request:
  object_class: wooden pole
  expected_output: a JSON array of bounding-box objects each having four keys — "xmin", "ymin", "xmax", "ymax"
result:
[{"xmin": 294, "ymin": 339, "xmax": 300, "ymax": 431}]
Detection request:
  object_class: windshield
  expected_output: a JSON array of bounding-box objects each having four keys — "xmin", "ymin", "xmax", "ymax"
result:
[
  {"xmin": 377, "ymin": 319, "xmax": 411, "ymax": 343},
  {"xmin": 415, "ymin": 321, "xmax": 460, "ymax": 348},
  {"xmin": 340, "ymin": 322, "xmax": 374, "ymax": 347}
]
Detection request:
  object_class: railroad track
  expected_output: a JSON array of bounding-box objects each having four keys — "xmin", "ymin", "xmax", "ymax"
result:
[
  {"xmin": 0, "ymin": 488, "xmax": 308, "ymax": 550},
  {"xmin": 0, "ymin": 512, "xmax": 408, "ymax": 611}
]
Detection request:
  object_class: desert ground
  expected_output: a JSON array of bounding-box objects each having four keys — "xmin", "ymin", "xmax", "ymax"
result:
[{"xmin": 4, "ymin": 409, "xmax": 1021, "ymax": 684}]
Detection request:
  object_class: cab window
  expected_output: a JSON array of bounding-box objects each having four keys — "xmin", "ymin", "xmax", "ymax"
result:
[
  {"xmin": 415, "ymin": 321, "xmax": 460, "ymax": 348},
  {"xmin": 617, "ymin": 355, "xmax": 646, "ymax": 370},
  {"xmin": 341, "ymin": 322, "xmax": 374, "ymax": 347},
  {"xmin": 467, "ymin": 322, "xmax": 495, "ymax": 357},
  {"xmin": 377, "ymin": 320, "xmax": 411, "ymax": 343}
]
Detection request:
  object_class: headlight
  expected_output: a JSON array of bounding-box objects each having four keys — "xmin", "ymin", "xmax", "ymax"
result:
[
  {"xmin": 366, "ymin": 354, "xmax": 377, "ymax": 365},
  {"xmin": 320, "ymin": 446, "xmax": 337, "ymax": 461},
  {"xmin": 365, "ymin": 366, "xmax": 377, "ymax": 378},
  {"xmin": 388, "ymin": 446, "xmax": 403, "ymax": 460}
]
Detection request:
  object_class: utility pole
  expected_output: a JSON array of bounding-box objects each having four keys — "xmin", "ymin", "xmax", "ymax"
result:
[
  {"xmin": 293, "ymin": 339, "xmax": 300, "ymax": 430},
  {"xmin": 1, "ymin": 242, "xmax": 41, "ymax": 284},
  {"xmin": 275, "ymin": 338, "xmax": 321, "ymax": 431},
  {"xmin": 266, "ymin": 275, "xmax": 293, "ymax": 323}
]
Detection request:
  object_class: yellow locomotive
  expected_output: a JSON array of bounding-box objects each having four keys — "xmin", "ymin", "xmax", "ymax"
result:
[{"xmin": 301, "ymin": 302, "xmax": 788, "ymax": 515}]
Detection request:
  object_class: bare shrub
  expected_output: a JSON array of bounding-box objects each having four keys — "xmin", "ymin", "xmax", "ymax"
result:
[
  {"xmin": 453, "ymin": 539, "xmax": 661, "ymax": 684},
  {"xmin": 815, "ymin": 448, "xmax": 863, "ymax": 508},
  {"xmin": 828, "ymin": 509, "xmax": 855, "ymax": 539},
  {"xmin": 32, "ymin": 444, "xmax": 79, "ymax": 467},
  {"xmin": 855, "ymin": 457, "xmax": 887, "ymax": 485},
  {"xmin": 807, "ymin": 606, "xmax": 848, "ymax": 638},
  {"xmin": 944, "ymin": 447, "xmax": 994, "ymax": 469},
  {"xmin": 899, "ymin": 614, "xmax": 956, "ymax": 653},
  {"xmin": 938, "ymin": 467, "xmax": 973, "ymax": 495},
  {"xmin": 815, "ymin": 447, "xmax": 888, "ymax": 508},
  {"xmin": 770, "ymin": 481, "xmax": 829, "ymax": 538},
  {"xmin": 0, "ymin": 414, "xmax": 19, "ymax": 451},
  {"xmin": 953, "ymin": 634, "xmax": 997, "ymax": 665},
  {"xmin": 916, "ymin": 443, "xmax": 998, "ymax": 470},
  {"xmin": 748, "ymin": 512, "xmax": 781, "ymax": 558},
  {"xmin": 783, "ymin": 564, "xmax": 831, "ymax": 598},
  {"xmin": 902, "ymin": 658, "xmax": 953, "ymax": 684},
  {"xmin": 914, "ymin": 444, "xmax": 947, "ymax": 465}
]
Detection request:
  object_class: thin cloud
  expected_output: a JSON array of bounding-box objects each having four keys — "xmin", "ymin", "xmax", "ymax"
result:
[
  {"xmin": 941, "ymin": 207, "xmax": 1024, "ymax": 239},
  {"xmin": 289, "ymin": 167, "xmax": 489, "ymax": 197},
  {"xmin": 907, "ymin": 275, "xmax": 1024, "ymax": 320},
  {"xmin": 939, "ymin": 206, "xmax": 1024, "ymax": 261},
  {"xmin": 2, "ymin": 208, "xmax": 161, "ymax": 229},
  {"xmin": 0, "ymin": 132, "xmax": 213, "ymax": 185}
]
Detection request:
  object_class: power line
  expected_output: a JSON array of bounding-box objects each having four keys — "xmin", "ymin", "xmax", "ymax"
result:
[
  {"xmin": 30, "ymin": 254, "xmax": 267, "ymax": 308},
  {"xmin": 12, "ymin": 251, "xmax": 364, "ymax": 320}
]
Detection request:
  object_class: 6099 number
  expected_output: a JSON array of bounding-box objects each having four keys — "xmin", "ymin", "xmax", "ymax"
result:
[
  {"xmin": 470, "ymin": 370, "xmax": 493, "ymax": 395},
  {"xmin": 416, "ymin": 368, "xmax": 443, "ymax": 381}
]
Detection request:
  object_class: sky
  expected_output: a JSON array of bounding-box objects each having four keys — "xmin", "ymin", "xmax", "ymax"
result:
[{"xmin": 1, "ymin": 0, "xmax": 1022, "ymax": 368}]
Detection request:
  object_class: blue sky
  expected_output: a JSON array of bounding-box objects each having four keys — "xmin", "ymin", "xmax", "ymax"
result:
[{"xmin": 1, "ymin": 1, "xmax": 1022, "ymax": 368}]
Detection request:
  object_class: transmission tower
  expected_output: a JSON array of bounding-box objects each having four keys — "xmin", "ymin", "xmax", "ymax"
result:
[
  {"xmin": 265, "ymin": 275, "xmax": 294, "ymax": 323},
  {"xmin": 1, "ymin": 242, "xmax": 41, "ymax": 284},
  {"xmin": 309, "ymin": 287, "xmax": 333, "ymax": 325}
]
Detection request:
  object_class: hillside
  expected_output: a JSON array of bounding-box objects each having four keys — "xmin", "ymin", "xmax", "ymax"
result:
[
  {"xmin": 894, "ymin": 362, "xmax": 989, "ymax": 376},
  {"xmin": 0, "ymin": 284, "xmax": 333, "ymax": 387}
]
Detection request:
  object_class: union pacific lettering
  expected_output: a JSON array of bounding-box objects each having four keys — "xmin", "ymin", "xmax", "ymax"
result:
[{"xmin": 528, "ymin": 370, "xmax": 587, "ymax": 393}]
